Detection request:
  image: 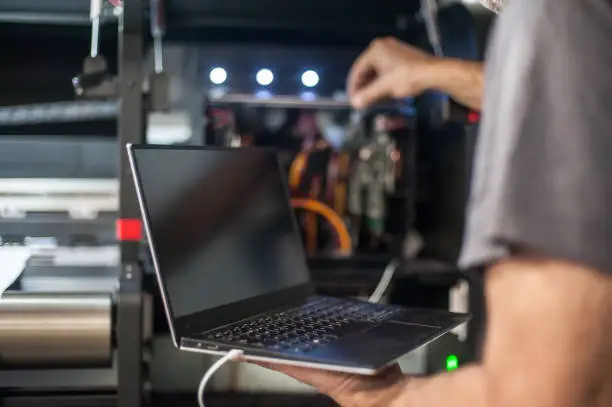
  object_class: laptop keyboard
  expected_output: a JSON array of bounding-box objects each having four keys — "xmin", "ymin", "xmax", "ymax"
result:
[{"xmin": 204, "ymin": 296, "xmax": 401, "ymax": 354}]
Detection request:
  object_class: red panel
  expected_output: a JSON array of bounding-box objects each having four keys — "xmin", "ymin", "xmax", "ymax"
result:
[{"xmin": 116, "ymin": 218, "xmax": 143, "ymax": 241}]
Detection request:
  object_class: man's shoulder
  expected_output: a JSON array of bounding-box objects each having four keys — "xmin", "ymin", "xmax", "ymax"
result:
[
  {"xmin": 461, "ymin": 0, "xmax": 612, "ymax": 273},
  {"xmin": 530, "ymin": 0, "xmax": 612, "ymax": 30},
  {"xmin": 497, "ymin": 0, "xmax": 612, "ymax": 30}
]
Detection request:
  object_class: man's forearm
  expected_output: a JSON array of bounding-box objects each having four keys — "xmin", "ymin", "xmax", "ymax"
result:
[
  {"xmin": 426, "ymin": 58, "xmax": 484, "ymax": 111},
  {"xmin": 389, "ymin": 365, "xmax": 485, "ymax": 407}
]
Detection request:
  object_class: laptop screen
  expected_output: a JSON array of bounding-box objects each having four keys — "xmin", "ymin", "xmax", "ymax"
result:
[{"xmin": 131, "ymin": 146, "xmax": 311, "ymax": 319}]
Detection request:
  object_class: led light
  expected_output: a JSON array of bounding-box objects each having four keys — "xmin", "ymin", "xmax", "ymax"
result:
[
  {"xmin": 446, "ymin": 354, "xmax": 459, "ymax": 371},
  {"xmin": 209, "ymin": 67, "xmax": 227, "ymax": 85},
  {"xmin": 301, "ymin": 70, "xmax": 319, "ymax": 88},
  {"xmin": 256, "ymin": 69, "xmax": 274, "ymax": 86}
]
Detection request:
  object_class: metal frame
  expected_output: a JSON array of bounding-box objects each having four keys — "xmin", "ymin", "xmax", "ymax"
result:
[{"xmin": 116, "ymin": 0, "xmax": 146, "ymax": 406}]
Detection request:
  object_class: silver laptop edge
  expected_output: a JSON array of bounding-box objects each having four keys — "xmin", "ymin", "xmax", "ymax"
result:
[
  {"xmin": 179, "ymin": 322, "xmax": 459, "ymax": 375},
  {"xmin": 126, "ymin": 142, "xmax": 181, "ymax": 347}
]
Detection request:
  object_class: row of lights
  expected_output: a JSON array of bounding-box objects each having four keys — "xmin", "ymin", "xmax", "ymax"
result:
[{"xmin": 209, "ymin": 67, "xmax": 320, "ymax": 88}]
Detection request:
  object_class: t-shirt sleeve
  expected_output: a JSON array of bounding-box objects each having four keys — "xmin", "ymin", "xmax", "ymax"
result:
[{"xmin": 459, "ymin": 0, "xmax": 612, "ymax": 273}]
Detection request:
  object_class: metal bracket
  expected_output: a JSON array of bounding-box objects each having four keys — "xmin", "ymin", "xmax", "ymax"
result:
[{"xmin": 117, "ymin": 260, "xmax": 144, "ymax": 407}]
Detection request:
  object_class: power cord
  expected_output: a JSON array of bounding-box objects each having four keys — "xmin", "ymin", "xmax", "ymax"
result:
[
  {"xmin": 197, "ymin": 349, "xmax": 244, "ymax": 407},
  {"xmin": 368, "ymin": 259, "xmax": 401, "ymax": 303}
]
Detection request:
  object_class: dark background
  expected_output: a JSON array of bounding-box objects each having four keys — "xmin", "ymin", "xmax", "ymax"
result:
[{"xmin": 0, "ymin": 1, "xmax": 495, "ymax": 106}]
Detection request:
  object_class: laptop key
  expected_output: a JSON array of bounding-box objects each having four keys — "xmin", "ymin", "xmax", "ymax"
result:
[{"xmin": 322, "ymin": 333, "xmax": 338, "ymax": 340}]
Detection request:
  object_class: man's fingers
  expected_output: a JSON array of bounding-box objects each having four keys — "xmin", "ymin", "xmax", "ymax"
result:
[
  {"xmin": 250, "ymin": 361, "xmax": 352, "ymax": 389},
  {"xmin": 250, "ymin": 360, "xmax": 310, "ymax": 376},
  {"xmin": 351, "ymin": 75, "xmax": 394, "ymax": 109},
  {"xmin": 347, "ymin": 41, "xmax": 381, "ymax": 99}
]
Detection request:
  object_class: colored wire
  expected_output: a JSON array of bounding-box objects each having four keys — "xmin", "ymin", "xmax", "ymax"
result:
[
  {"xmin": 289, "ymin": 152, "xmax": 309, "ymax": 191},
  {"xmin": 290, "ymin": 111, "xmax": 328, "ymax": 192},
  {"xmin": 288, "ymin": 140, "xmax": 330, "ymax": 191},
  {"xmin": 290, "ymin": 198, "xmax": 352, "ymax": 256}
]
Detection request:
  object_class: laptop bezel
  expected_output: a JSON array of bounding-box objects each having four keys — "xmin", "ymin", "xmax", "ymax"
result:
[{"xmin": 126, "ymin": 143, "xmax": 315, "ymax": 346}]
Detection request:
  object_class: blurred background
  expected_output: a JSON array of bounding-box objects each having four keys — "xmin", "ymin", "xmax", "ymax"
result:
[{"xmin": 0, "ymin": 0, "xmax": 495, "ymax": 406}]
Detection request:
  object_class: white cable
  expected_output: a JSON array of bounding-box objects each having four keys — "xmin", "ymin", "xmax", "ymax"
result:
[
  {"xmin": 90, "ymin": 0, "xmax": 103, "ymax": 20},
  {"xmin": 368, "ymin": 259, "xmax": 401, "ymax": 303},
  {"xmin": 89, "ymin": 0, "xmax": 103, "ymax": 58},
  {"xmin": 197, "ymin": 349, "xmax": 244, "ymax": 407},
  {"xmin": 153, "ymin": 36, "xmax": 164, "ymax": 74},
  {"xmin": 420, "ymin": 0, "xmax": 444, "ymax": 57}
]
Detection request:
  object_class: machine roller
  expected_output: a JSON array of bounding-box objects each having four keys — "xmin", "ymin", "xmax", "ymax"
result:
[{"xmin": 0, "ymin": 292, "xmax": 113, "ymax": 368}]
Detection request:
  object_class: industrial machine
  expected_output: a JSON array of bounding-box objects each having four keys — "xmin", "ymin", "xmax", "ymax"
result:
[
  {"xmin": 0, "ymin": 1, "xmax": 492, "ymax": 406},
  {"xmin": 202, "ymin": 44, "xmax": 419, "ymax": 262},
  {"xmin": 0, "ymin": 136, "xmax": 153, "ymax": 398}
]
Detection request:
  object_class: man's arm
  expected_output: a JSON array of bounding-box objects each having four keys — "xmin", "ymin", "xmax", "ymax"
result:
[
  {"xmin": 484, "ymin": 256, "xmax": 612, "ymax": 407},
  {"xmin": 427, "ymin": 58, "xmax": 484, "ymax": 111},
  {"xmin": 346, "ymin": 37, "xmax": 485, "ymax": 111},
  {"xmin": 389, "ymin": 364, "xmax": 484, "ymax": 407},
  {"xmin": 386, "ymin": 256, "xmax": 612, "ymax": 407}
]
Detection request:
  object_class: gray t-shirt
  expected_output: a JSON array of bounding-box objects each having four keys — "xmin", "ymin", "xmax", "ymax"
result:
[{"xmin": 459, "ymin": 0, "xmax": 612, "ymax": 273}]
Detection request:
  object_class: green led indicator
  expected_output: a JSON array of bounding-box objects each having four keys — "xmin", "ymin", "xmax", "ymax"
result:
[{"xmin": 446, "ymin": 354, "xmax": 459, "ymax": 371}]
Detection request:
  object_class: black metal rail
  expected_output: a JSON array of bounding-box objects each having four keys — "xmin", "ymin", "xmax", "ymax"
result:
[{"xmin": 116, "ymin": 0, "xmax": 146, "ymax": 406}]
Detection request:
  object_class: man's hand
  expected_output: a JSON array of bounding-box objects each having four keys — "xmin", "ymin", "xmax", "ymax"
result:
[
  {"xmin": 347, "ymin": 37, "xmax": 435, "ymax": 109},
  {"xmin": 347, "ymin": 37, "xmax": 484, "ymax": 110},
  {"xmin": 253, "ymin": 362, "xmax": 406, "ymax": 407}
]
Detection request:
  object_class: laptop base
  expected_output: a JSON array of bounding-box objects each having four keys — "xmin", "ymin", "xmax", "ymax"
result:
[{"xmin": 179, "ymin": 295, "xmax": 468, "ymax": 375}]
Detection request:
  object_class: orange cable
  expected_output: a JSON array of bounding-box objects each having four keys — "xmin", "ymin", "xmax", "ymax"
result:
[
  {"xmin": 289, "ymin": 152, "xmax": 309, "ymax": 190},
  {"xmin": 291, "ymin": 198, "xmax": 352, "ymax": 256}
]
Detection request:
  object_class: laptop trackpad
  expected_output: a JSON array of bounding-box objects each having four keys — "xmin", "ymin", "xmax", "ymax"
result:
[
  {"xmin": 375, "ymin": 321, "xmax": 440, "ymax": 347},
  {"xmin": 308, "ymin": 322, "xmax": 440, "ymax": 367},
  {"xmin": 389, "ymin": 308, "xmax": 469, "ymax": 328}
]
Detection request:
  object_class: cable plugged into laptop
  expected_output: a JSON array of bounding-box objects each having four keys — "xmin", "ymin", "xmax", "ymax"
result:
[{"xmin": 197, "ymin": 349, "xmax": 244, "ymax": 407}]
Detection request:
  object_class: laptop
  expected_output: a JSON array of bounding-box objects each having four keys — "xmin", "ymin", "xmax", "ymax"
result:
[{"xmin": 127, "ymin": 144, "xmax": 469, "ymax": 375}]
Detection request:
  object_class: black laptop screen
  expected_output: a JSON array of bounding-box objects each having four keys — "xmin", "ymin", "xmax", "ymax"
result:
[{"xmin": 132, "ymin": 147, "xmax": 311, "ymax": 319}]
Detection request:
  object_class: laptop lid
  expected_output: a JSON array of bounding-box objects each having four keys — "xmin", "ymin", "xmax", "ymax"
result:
[{"xmin": 127, "ymin": 144, "xmax": 314, "ymax": 345}]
